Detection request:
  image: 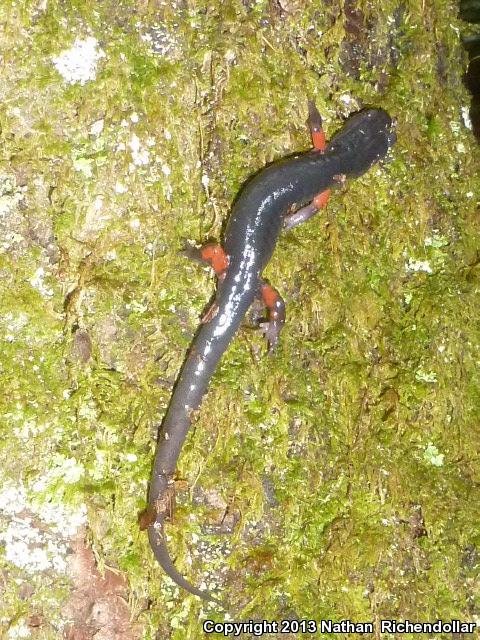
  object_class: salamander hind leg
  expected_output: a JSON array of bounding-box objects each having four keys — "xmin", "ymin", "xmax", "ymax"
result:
[
  {"xmin": 257, "ymin": 281, "xmax": 286, "ymax": 351},
  {"xmin": 180, "ymin": 242, "xmax": 229, "ymax": 280}
]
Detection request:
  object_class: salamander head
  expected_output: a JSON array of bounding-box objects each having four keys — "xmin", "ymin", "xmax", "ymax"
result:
[
  {"xmin": 341, "ymin": 107, "xmax": 396, "ymax": 148},
  {"xmin": 326, "ymin": 107, "xmax": 396, "ymax": 175}
]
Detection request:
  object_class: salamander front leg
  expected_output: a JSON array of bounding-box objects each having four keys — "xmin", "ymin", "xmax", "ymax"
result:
[
  {"xmin": 283, "ymin": 191, "xmax": 331, "ymax": 230},
  {"xmin": 307, "ymin": 98, "xmax": 326, "ymax": 151},
  {"xmin": 283, "ymin": 99, "xmax": 331, "ymax": 231},
  {"xmin": 257, "ymin": 281, "xmax": 286, "ymax": 351}
]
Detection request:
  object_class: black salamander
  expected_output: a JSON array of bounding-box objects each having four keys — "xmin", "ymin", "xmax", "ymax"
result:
[{"xmin": 142, "ymin": 103, "xmax": 396, "ymax": 603}]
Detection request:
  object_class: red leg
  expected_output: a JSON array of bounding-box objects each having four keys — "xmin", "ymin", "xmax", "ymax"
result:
[
  {"xmin": 308, "ymin": 99, "xmax": 326, "ymax": 151},
  {"xmin": 284, "ymin": 100, "xmax": 331, "ymax": 230},
  {"xmin": 258, "ymin": 281, "xmax": 286, "ymax": 351},
  {"xmin": 181, "ymin": 242, "xmax": 229, "ymax": 279},
  {"xmin": 180, "ymin": 242, "xmax": 228, "ymax": 324},
  {"xmin": 283, "ymin": 191, "xmax": 332, "ymax": 230},
  {"xmin": 199, "ymin": 244, "xmax": 229, "ymax": 278},
  {"xmin": 313, "ymin": 190, "xmax": 331, "ymax": 208}
]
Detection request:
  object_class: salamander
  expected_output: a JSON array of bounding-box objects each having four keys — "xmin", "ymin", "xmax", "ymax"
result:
[{"xmin": 142, "ymin": 102, "xmax": 396, "ymax": 603}]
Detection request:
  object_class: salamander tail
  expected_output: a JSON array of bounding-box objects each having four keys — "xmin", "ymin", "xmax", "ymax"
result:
[{"xmin": 147, "ymin": 524, "xmax": 223, "ymax": 606}]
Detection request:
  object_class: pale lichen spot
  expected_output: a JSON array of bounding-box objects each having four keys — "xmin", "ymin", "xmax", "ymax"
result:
[
  {"xmin": 423, "ymin": 443, "xmax": 444, "ymax": 467},
  {"xmin": 30, "ymin": 267, "xmax": 53, "ymax": 297},
  {"xmin": 405, "ymin": 258, "xmax": 433, "ymax": 274},
  {"xmin": 129, "ymin": 134, "xmax": 150, "ymax": 167},
  {"xmin": 89, "ymin": 119, "xmax": 104, "ymax": 136},
  {"xmin": 52, "ymin": 37, "xmax": 105, "ymax": 85},
  {"xmin": 115, "ymin": 181, "xmax": 128, "ymax": 194}
]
